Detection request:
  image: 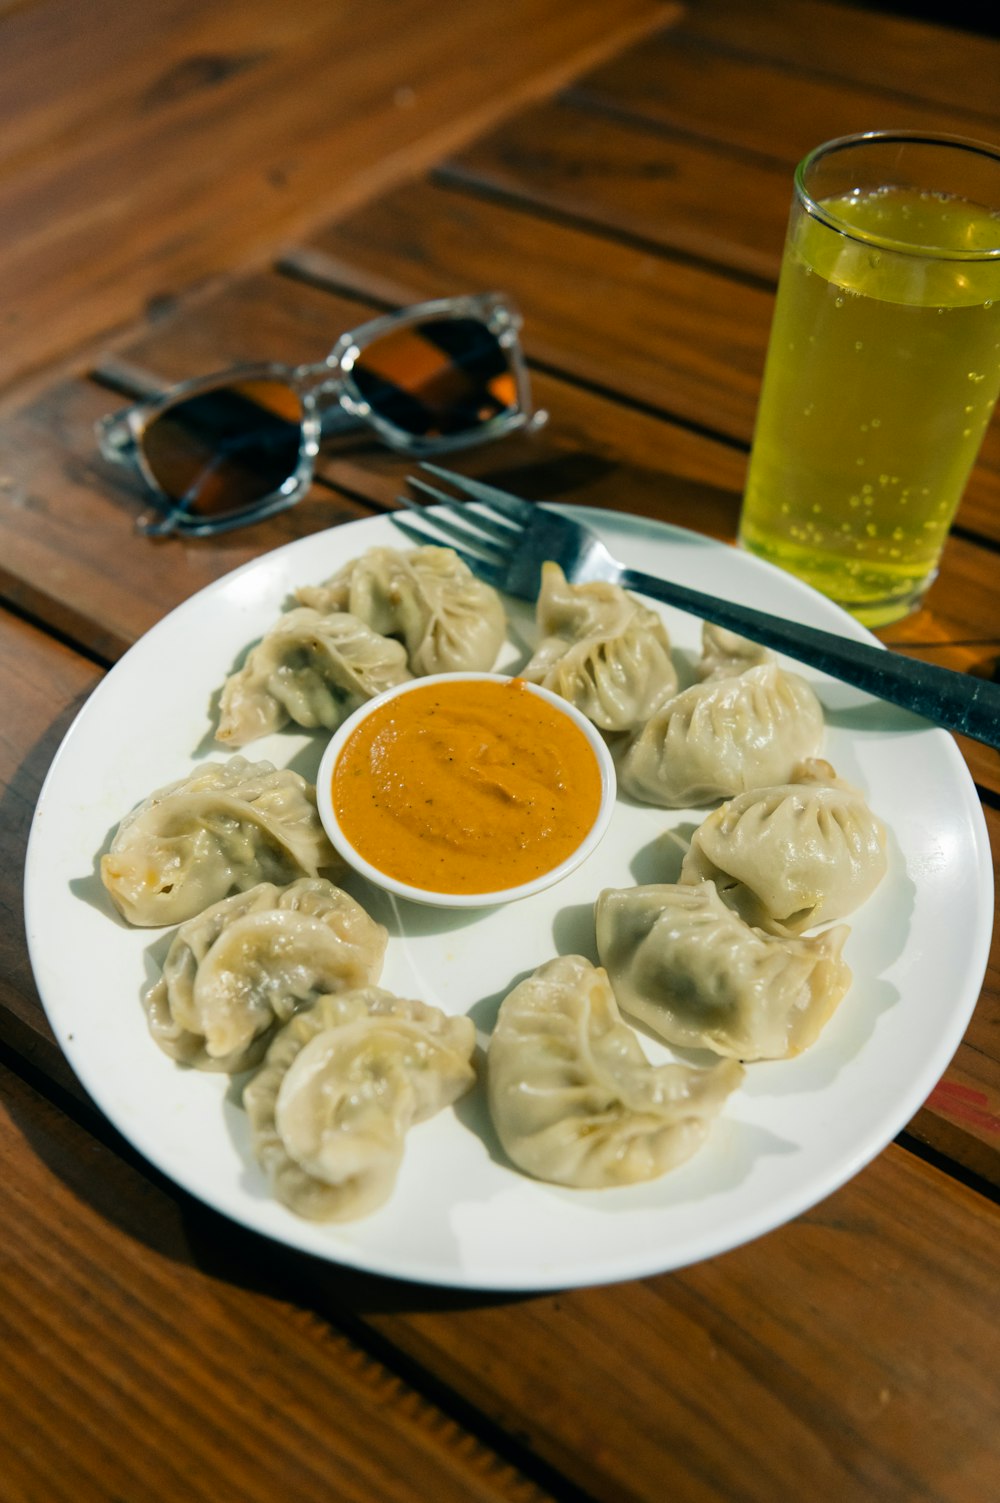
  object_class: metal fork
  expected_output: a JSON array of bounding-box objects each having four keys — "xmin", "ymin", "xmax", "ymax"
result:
[{"xmin": 391, "ymin": 464, "xmax": 1000, "ymax": 751}]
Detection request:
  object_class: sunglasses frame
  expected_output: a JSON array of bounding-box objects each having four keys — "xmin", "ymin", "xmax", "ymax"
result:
[{"xmin": 96, "ymin": 292, "xmax": 537, "ymax": 538}]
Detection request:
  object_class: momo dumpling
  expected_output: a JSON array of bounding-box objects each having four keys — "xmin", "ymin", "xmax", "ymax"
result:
[
  {"xmin": 596, "ymin": 882, "xmax": 851, "ymax": 1060},
  {"xmin": 243, "ymin": 987, "xmax": 476, "ymax": 1221},
  {"xmin": 680, "ymin": 759, "xmax": 888, "ymax": 935},
  {"xmin": 487, "ymin": 954, "xmax": 743, "ymax": 1188},
  {"xmin": 216, "ymin": 607, "xmax": 411, "ymax": 745},
  {"xmin": 619, "ymin": 662, "xmax": 825, "ymax": 807},
  {"xmin": 521, "ymin": 562, "xmax": 678, "ymax": 733},
  {"xmin": 144, "ymin": 878, "xmax": 388, "ymax": 1072},
  {"xmin": 101, "ymin": 757, "xmax": 340, "ymax": 927},
  {"xmin": 296, "ymin": 545, "xmax": 507, "ymax": 676},
  {"xmin": 696, "ymin": 623, "xmax": 774, "ymax": 681}
]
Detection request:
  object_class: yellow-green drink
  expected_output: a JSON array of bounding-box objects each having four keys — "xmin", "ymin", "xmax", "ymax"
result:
[{"xmin": 740, "ymin": 134, "xmax": 1000, "ymax": 626}]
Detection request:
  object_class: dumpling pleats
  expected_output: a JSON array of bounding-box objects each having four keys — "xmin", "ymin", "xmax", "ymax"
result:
[
  {"xmin": 596, "ymin": 882, "xmax": 851, "ymax": 1060},
  {"xmin": 487, "ymin": 954, "xmax": 743, "ymax": 1188},
  {"xmin": 619, "ymin": 662, "xmax": 825, "ymax": 808},
  {"xmin": 216, "ymin": 607, "xmax": 411, "ymax": 745},
  {"xmin": 521, "ymin": 562, "xmax": 678, "ymax": 733},
  {"xmin": 296, "ymin": 545, "xmax": 507, "ymax": 676},
  {"xmin": 144, "ymin": 877, "xmax": 388, "ymax": 1072},
  {"xmin": 680, "ymin": 759, "xmax": 888, "ymax": 934},
  {"xmin": 101, "ymin": 757, "xmax": 340, "ymax": 927},
  {"xmin": 244, "ymin": 988, "xmax": 476, "ymax": 1221}
]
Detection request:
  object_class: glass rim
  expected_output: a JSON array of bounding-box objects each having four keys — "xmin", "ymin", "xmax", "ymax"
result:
[{"xmin": 794, "ymin": 129, "xmax": 1000, "ymax": 262}]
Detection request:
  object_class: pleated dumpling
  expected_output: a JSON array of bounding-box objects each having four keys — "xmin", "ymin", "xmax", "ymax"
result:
[
  {"xmin": 296, "ymin": 545, "xmax": 507, "ymax": 676},
  {"xmin": 101, "ymin": 757, "xmax": 340, "ymax": 927},
  {"xmin": 487, "ymin": 954, "xmax": 743, "ymax": 1188},
  {"xmin": 680, "ymin": 759, "xmax": 888, "ymax": 935},
  {"xmin": 619, "ymin": 660, "xmax": 825, "ymax": 807},
  {"xmin": 243, "ymin": 987, "xmax": 476, "ymax": 1221},
  {"xmin": 596, "ymin": 882, "xmax": 851, "ymax": 1060},
  {"xmin": 521, "ymin": 562, "xmax": 678, "ymax": 733},
  {"xmin": 216, "ymin": 607, "xmax": 411, "ymax": 746},
  {"xmin": 696, "ymin": 623, "xmax": 774, "ymax": 681},
  {"xmin": 144, "ymin": 878, "xmax": 388, "ymax": 1072}
]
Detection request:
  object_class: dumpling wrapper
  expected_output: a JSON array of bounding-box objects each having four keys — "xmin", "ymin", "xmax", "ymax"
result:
[
  {"xmin": 216, "ymin": 607, "xmax": 411, "ymax": 746},
  {"xmin": 487, "ymin": 954, "xmax": 743, "ymax": 1188},
  {"xmin": 101, "ymin": 757, "xmax": 340, "ymax": 927},
  {"xmin": 296, "ymin": 545, "xmax": 507, "ymax": 677},
  {"xmin": 144, "ymin": 877, "xmax": 388, "ymax": 1072},
  {"xmin": 680, "ymin": 759, "xmax": 888, "ymax": 935},
  {"xmin": 696, "ymin": 622, "xmax": 774, "ymax": 681},
  {"xmin": 521, "ymin": 561, "xmax": 678, "ymax": 733},
  {"xmin": 244, "ymin": 988, "xmax": 476, "ymax": 1222},
  {"xmin": 619, "ymin": 662, "xmax": 825, "ymax": 808},
  {"xmin": 596, "ymin": 882, "xmax": 852, "ymax": 1061}
]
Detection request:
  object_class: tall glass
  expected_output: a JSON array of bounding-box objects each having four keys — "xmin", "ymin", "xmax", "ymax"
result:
[{"xmin": 739, "ymin": 132, "xmax": 1000, "ymax": 627}]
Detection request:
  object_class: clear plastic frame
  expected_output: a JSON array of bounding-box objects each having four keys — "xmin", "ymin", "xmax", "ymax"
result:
[{"xmin": 96, "ymin": 292, "xmax": 539, "ymax": 538}]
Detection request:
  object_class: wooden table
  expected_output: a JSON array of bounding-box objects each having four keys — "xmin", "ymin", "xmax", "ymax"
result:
[{"xmin": 2, "ymin": 2, "xmax": 998, "ymax": 1499}]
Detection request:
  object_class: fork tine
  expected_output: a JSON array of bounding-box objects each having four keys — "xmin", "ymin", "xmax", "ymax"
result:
[
  {"xmin": 389, "ymin": 514, "xmax": 507, "ymax": 588},
  {"xmin": 407, "ymin": 477, "xmax": 518, "ymax": 545},
  {"xmin": 396, "ymin": 494, "xmax": 510, "ymax": 558},
  {"xmin": 418, "ymin": 462, "xmax": 535, "ymax": 523}
]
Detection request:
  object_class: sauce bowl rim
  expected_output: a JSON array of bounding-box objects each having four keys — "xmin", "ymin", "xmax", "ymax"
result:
[{"xmin": 315, "ymin": 671, "xmax": 617, "ymax": 909}]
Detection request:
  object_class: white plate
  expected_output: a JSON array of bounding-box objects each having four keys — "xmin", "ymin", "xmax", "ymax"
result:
[{"xmin": 24, "ymin": 508, "xmax": 993, "ymax": 1290}]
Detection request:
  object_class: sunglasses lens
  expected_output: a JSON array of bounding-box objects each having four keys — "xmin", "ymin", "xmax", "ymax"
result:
[
  {"xmin": 142, "ymin": 379, "xmax": 305, "ymax": 517},
  {"xmin": 350, "ymin": 317, "xmax": 519, "ymax": 438}
]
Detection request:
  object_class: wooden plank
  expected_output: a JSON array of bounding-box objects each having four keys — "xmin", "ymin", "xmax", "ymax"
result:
[
  {"xmin": 0, "ymin": 1059, "xmax": 556, "ymax": 1503},
  {"xmin": 295, "ymin": 181, "xmax": 1000, "ymax": 545},
  {"xmin": 679, "ymin": 0, "xmax": 1000, "ymax": 121},
  {"xmin": 438, "ymin": 96, "xmax": 792, "ymax": 281},
  {"xmin": 567, "ymin": 9, "xmax": 999, "ymax": 172},
  {"xmin": 0, "ymin": 0, "xmax": 675, "ymax": 390},
  {"xmin": 5, "ymin": 976, "xmax": 998, "ymax": 1503},
  {"xmin": 0, "ymin": 613, "xmax": 101, "ymax": 1095},
  {"xmin": 330, "ymin": 1149, "xmax": 1000, "ymax": 1503}
]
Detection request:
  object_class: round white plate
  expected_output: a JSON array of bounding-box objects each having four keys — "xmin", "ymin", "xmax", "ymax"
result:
[{"xmin": 24, "ymin": 507, "xmax": 993, "ymax": 1290}]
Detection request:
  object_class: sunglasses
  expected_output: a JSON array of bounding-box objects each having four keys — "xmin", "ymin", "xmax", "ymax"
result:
[{"xmin": 96, "ymin": 293, "xmax": 539, "ymax": 537}]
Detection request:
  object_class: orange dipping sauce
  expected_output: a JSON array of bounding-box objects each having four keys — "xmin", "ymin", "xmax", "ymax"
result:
[{"xmin": 331, "ymin": 677, "xmax": 604, "ymax": 895}]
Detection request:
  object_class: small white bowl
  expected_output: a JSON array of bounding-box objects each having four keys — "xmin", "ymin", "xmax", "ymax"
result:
[{"xmin": 316, "ymin": 672, "xmax": 617, "ymax": 909}]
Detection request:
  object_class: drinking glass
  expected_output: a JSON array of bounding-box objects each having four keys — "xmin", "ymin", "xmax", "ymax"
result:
[{"xmin": 739, "ymin": 131, "xmax": 1000, "ymax": 627}]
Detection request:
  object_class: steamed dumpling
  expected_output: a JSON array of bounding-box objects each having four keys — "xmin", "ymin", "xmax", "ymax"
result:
[
  {"xmin": 296, "ymin": 545, "xmax": 507, "ymax": 676},
  {"xmin": 680, "ymin": 759, "xmax": 888, "ymax": 935},
  {"xmin": 596, "ymin": 882, "xmax": 851, "ymax": 1060},
  {"xmin": 487, "ymin": 954, "xmax": 743, "ymax": 1187},
  {"xmin": 101, "ymin": 757, "xmax": 340, "ymax": 927},
  {"xmin": 521, "ymin": 562, "xmax": 678, "ymax": 733},
  {"xmin": 243, "ymin": 987, "xmax": 476, "ymax": 1221},
  {"xmin": 619, "ymin": 661, "xmax": 825, "ymax": 807},
  {"xmin": 144, "ymin": 878, "xmax": 388, "ymax": 1072},
  {"xmin": 216, "ymin": 607, "xmax": 411, "ymax": 745},
  {"xmin": 696, "ymin": 623, "xmax": 774, "ymax": 681}
]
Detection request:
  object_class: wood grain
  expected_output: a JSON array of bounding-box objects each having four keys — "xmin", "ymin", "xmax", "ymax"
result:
[
  {"xmin": 568, "ymin": 9, "xmax": 1000, "ymax": 168},
  {"xmin": 334, "ymin": 1149, "xmax": 1000, "ymax": 1503},
  {"xmin": 679, "ymin": 0, "xmax": 1000, "ymax": 120},
  {"xmin": 0, "ymin": 0, "xmax": 675, "ymax": 390},
  {"xmin": 0, "ymin": 1058, "xmax": 556, "ymax": 1503}
]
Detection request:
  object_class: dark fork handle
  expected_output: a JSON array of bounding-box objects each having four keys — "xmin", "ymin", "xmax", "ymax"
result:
[{"xmin": 620, "ymin": 567, "xmax": 1000, "ymax": 751}]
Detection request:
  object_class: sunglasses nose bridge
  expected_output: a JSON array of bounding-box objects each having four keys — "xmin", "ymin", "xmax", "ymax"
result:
[{"xmin": 96, "ymin": 412, "xmax": 139, "ymax": 465}]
